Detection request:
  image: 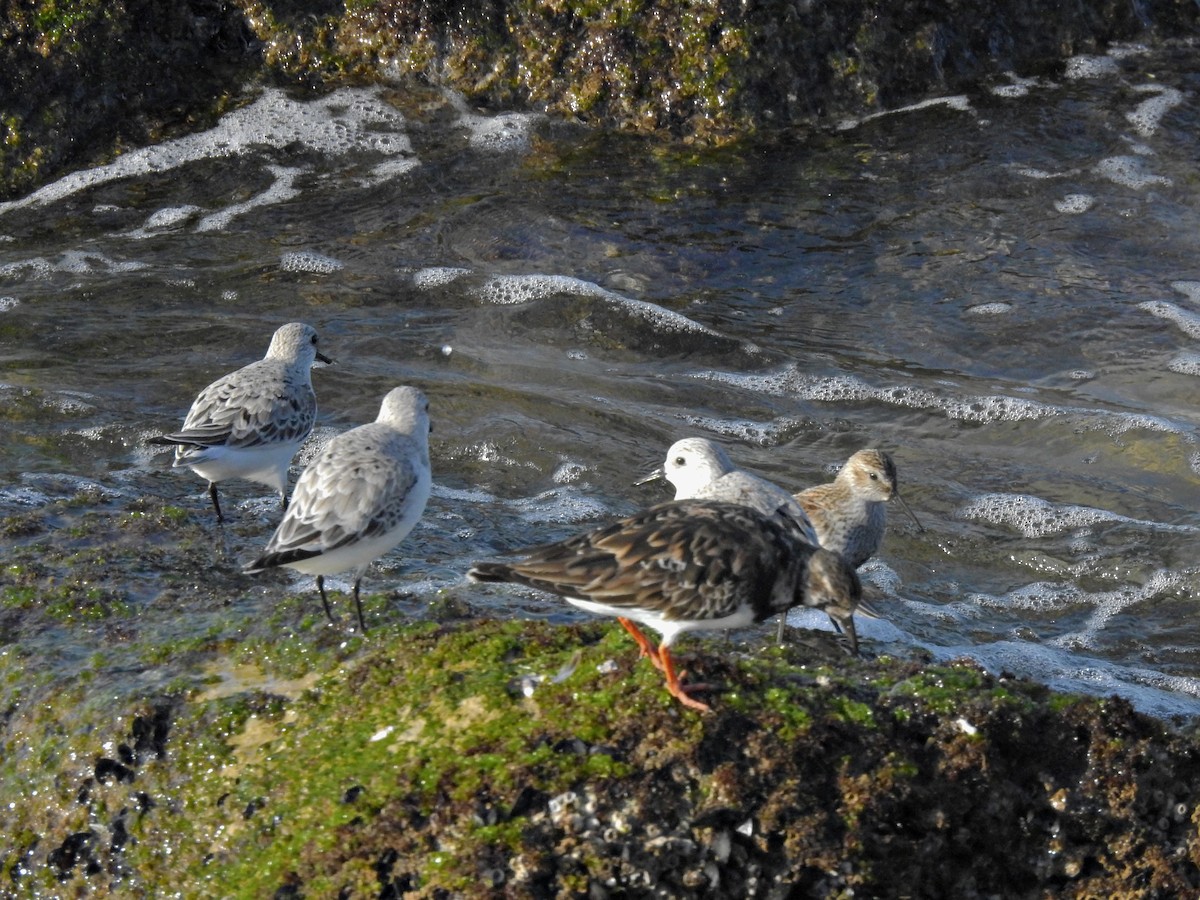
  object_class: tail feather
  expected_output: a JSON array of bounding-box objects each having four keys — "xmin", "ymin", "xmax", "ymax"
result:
[
  {"xmin": 468, "ymin": 562, "xmax": 516, "ymax": 584},
  {"xmin": 245, "ymin": 547, "xmax": 323, "ymax": 574}
]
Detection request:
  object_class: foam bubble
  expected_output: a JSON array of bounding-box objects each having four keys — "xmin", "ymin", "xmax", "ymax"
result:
[
  {"xmin": 57, "ymin": 250, "xmax": 146, "ymax": 274},
  {"xmin": 513, "ymin": 487, "xmax": 613, "ymax": 525},
  {"xmin": 1167, "ymin": 352, "xmax": 1200, "ymax": 376},
  {"xmin": 926, "ymin": 639, "xmax": 1200, "ymax": 719},
  {"xmin": 1095, "ymin": 155, "xmax": 1171, "ymax": 189},
  {"xmin": 280, "ymin": 251, "xmax": 345, "ymax": 274},
  {"xmin": 837, "ymin": 95, "xmax": 973, "ymax": 131},
  {"xmin": 0, "ymin": 297, "xmax": 17, "ymax": 311},
  {"xmin": 1064, "ymin": 55, "xmax": 1120, "ymax": 79},
  {"xmin": 1170, "ymin": 281, "xmax": 1200, "ymax": 303},
  {"xmin": 696, "ymin": 364, "xmax": 1188, "ymax": 433},
  {"xmin": 0, "ymin": 257, "xmax": 54, "ymax": 279},
  {"xmin": 960, "ymin": 493, "xmax": 1124, "ymax": 537},
  {"xmin": 0, "ymin": 87, "xmax": 417, "ymax": 216},
  {"xmin": 1139, "ymin": 300, "xmax": 1200, "ymax": 338},
  {"xmin": 195, "ymin": 165, "xmax": 302, "ymax": 232},
  {"xmin": 412, "ymin": 266, "xmax": 470, "ymax": 289},
  {"xmin": 1012, "ymin": 166, "xmax": 1067, "ymax": 180},
  {"xmin": 1126, "ymin": 86, "xmax": 1184, "ymax": 138},
  {"xmin": 1054, "ymin": 194, "xmax": 1094, "ymax": 214},
  {"xmin": 967, "ymin": 580, "xmax": 1083, "ymax": 612},
  {"xmin": 145, "ymin": 206, "xmax": 203, "ymax": 229},
  {"xmin": 461, "ymin": 111, "xmax": 540, "ymax": 153},
  {"xmin": 966, "ymin": 302, "xmax": 1012, "ymax": 315},
  {"xmin": 474, "ymin": 273, "xmax": 726, "ymax": 337},
  {"xmin": 959, "ymin": 492, "xmax": 1195, "ymax": 538}
]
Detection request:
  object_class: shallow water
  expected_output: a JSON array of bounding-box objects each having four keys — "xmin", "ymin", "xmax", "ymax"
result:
[{"xmin": 1, "ymin": 43, "xmax": 1199, "ymax": 719}]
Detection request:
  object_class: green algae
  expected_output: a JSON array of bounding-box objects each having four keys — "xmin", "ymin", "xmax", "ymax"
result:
[{"xmin": 4, "ymin": 0, "xmax": 1199, "ymax": 200}]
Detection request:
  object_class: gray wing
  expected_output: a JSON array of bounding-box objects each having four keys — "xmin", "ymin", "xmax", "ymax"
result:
[
  {"xmin": 261, "ymin": 426, "xmax": 420, "ymax": 556},
  {"xmin": 169, "ymin": 360, "xmax": 316, "ymax": 449}
]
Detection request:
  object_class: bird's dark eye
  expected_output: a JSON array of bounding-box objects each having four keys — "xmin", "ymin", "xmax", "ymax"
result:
[
  {"xmin": 674, "ymin": 457, "xmax": 686, "ymax": 466},
  {"xmin": 869, "ymin": 472, "xmax": 879, "ymax": 480},
  {"xmin": 311, "ymin": 335, "xmax": 318, "ymax": 345}
]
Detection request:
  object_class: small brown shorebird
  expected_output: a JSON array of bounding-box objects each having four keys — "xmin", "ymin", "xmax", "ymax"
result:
[
  {"xmin": 796, "ymin": 449, "xmax": 922, "ymax": 568},
  {"xmin": 150, "ymin": 322, "xmax": 333, "ymax": 522},
  {"xmin": 469, "ymin": 499, "xmax": 861, "ymax": 713},
  {"xmin": 777, "ymin": 449, "xmax": 923, "ymax": 642}
]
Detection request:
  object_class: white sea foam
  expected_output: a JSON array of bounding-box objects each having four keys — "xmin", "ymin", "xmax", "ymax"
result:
[
  {"xmin": 960, "ymin": 493, "xmax": 1197, "ymax": 538},
  {"xmin": 1139, "ymin": 300, "xmax": 1200, "ymax": 338},
  {"xmin": 1064, "ymin": 55, "xmax": 1121, "ymax": 79},
  {"xmin": 1095, "ymin": 155, "xmax": 1172, "ymax": 189},
  {"xmin": 696, "ymin": 365, "xmax": 1191, "ymax": 437},
  {"xmin": 126, "ymin": 205, "xmax": 204, "ymax": 239},
  {"xmin": 0, "ymin": 297, "xmax": 17, "ymax": 311},
  {"xmin": 412, "ymin": 266, "xmax": 470, "ymax": 289},
  {"xmin": 1126, "ymin": 85, "xmax": 1184, "ymax": 138},
  {"xmin": 461, "ymin": 110, "xmax": 540, "ymax": 153},
  {"xmin": 513, "ymin": 487, "xmax": 613, "ymax": 525},
  {"xmin": 280, "ymin": 251, "xmax": 345, "ymax": 274},
  {"xmin": 927, "ymin": 640, "xmax": 1200, "ymax": 720},
  {"xmin": 966, "ymin": 302, "xmax": 1012, "ymax": 315},
  {"xmin": 1167, "ymin": 352, "xmax": 1200, "ymax": 376},
  {"xmin": 837, "ymin": 95, "xmax": 972, "ymax": 131},
  {"xmin": 1054, "ymin": 194, "xmax": 1094, "ymax": 214},
  {"xmin": 0, "ymin": 87, "xmax": 417, "ymax": 218},
  {"xmin": 1170, "ymin": 281, "xmax": 1200, "ymax": 303},
  {"xmin": 473, "ymin": 273, "xmax": 727, "ymax": 338},
  {"xmin": 195, "ymin": 166, "xmax": 302, "ymax": 232}
]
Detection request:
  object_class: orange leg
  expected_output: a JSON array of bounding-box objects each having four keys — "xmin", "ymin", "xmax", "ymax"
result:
[
  {"xmin": 617, "ymin": 617, "xmax": 664, "ymax": 671},
  {"xmin": 658, "ymin": 646, "xmax": 712, "ymax": 713}
]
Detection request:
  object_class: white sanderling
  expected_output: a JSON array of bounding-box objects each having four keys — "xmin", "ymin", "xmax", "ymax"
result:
[
  {"xmin": 151, "ymin": 322, "xmax": 332, "ymax": 522},
  {"xmin": 636, "ymin": 438, "xmax": 819, "ymax": 544},
  {"xmin": 244, "ymin": 386, "xmax": 432, "ymax": 632},
  {"xmin": 469, "ymin": 499, "xmax": 861, "ymax": 712}
]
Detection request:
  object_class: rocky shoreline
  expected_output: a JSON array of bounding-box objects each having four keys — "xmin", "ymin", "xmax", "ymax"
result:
[
  {"xmin": 2, "ymin": 0, "xmax": 1198, "ymax": 198},
  {"xmin": 5, "ymin": 609, "xmax": 1200, "ymax": 897}
]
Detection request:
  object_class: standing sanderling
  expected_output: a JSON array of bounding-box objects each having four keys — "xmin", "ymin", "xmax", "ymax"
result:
[
  {"xmin": 469, "ymin": 499, "xmax": 861, "ymax": 712},
  {"xmin": 150, "ymin": 322, "xmax": 332, "ymax": 522},
  {"xmin": 795, "ymin": 449, "xmax": 923, "ymax": 569},
  {"xmin": 636, "ymin": 438, "xmax": 819, "ymax": 545},
  {"xmin": 244, "ymin": 386, "xmax": 432, "ymax": 632}
]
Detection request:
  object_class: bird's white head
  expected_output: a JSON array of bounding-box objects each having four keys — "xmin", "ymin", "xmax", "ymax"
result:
[
  {"xmin": 377, "ymin": 386, "xmax": 431, "ymax": 438},
  {"xmin": 660, "ymin": 438, "xmax": 737, "ymax": 499},
  {"xmin": 265, "ymin": 322, "xmax": 333, "ymax": 367}
]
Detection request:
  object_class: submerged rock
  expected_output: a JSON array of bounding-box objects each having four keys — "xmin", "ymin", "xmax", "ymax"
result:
[
  {"xmin": 2, "ymin": 0, "xmax": 1198, "ymax": 197},
  {"xmin": 5, "ymin": 617, "xmax": 1200, "ymax": 896}
]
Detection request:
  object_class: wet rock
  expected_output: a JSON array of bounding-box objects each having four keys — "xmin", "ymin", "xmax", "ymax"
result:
[{"xmin": 2, "ymin": 1, "xmax": 1198, "ymax": 198}]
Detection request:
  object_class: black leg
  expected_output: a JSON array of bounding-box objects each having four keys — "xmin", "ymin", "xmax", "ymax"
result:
[
  {"xmin": 208, "ymin": 482, "xmax": 224, "ymax": 523},
  {"xmin": 281, "ymin": 491, "xmax": 289, "ymax": 512},
  {"xmin": 775, "ymin": 612, "xmax": 788, "ymax": 645},
  {"xmin": 317, "ymin": 575, "xmax": 336, "ymax": 624},
  {"xmin": 353, "ymin": 579, "xmax": 368, "ymax": 633}
]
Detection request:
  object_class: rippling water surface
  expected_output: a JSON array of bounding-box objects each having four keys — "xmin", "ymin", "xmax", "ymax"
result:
[{"xmin": 2, "ymin": 44, "xmax": 1199, "ymax": 718}]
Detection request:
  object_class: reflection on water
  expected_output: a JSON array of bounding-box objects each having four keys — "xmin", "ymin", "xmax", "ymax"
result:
[{"xmin": 1, "ymin": 41, "xmax": 1199, "ymax": 718}]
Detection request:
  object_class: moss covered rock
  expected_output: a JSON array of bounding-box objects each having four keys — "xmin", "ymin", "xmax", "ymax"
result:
[
  {"xmin": 5, "ymin": 615, "xmax": 1200, "ymax": 896},
  {"xmin": 2, "ymin": 0, "xmax": 1198, "ymax": 198}
]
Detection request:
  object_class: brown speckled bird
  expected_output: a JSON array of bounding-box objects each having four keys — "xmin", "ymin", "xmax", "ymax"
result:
[
  {"xmin": 776, "ymin": 449, "xmax": 922, "ymax": 642},
  {"xmin": 469, "ymin": 499, "xmax": 862, "ymax": 712},
  {"xmin": 795, "ymin": 449, "xmax": 921, "ymax": 568}
]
